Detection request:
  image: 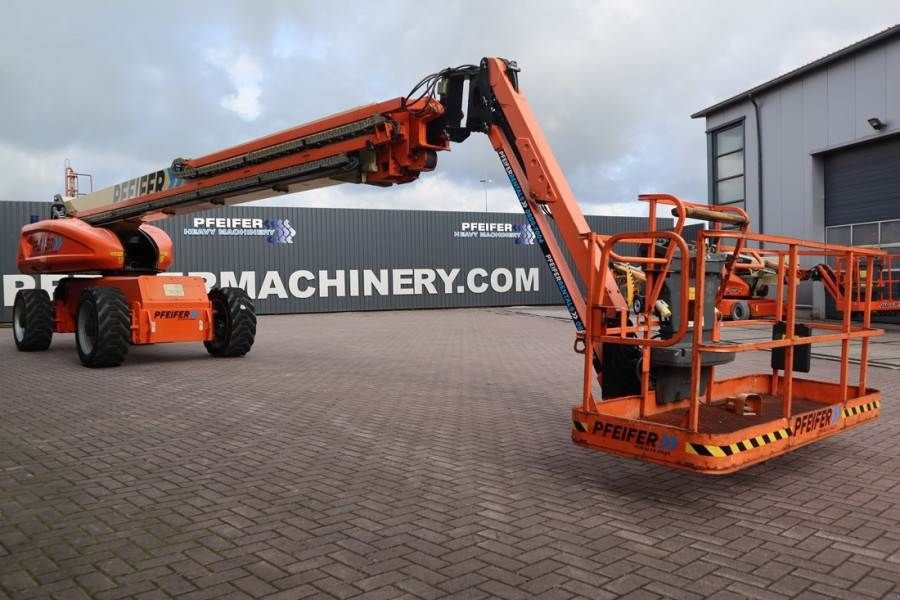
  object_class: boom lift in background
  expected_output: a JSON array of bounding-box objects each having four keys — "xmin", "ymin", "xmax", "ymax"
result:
[
  {"xmin": 714, "ymin": 247, "xmax": 899, "ymax": 321},
  {"xmin": 13, "ymin": 58, "xmax": 884, "ymax": 474},
  {"xmin": 628, "ymin": 248, "xmax": 784, "ymax": 321},
  {"xmin": 814, "ymin": 254, "xmax": 900, "ymax": 315},
  {"xmin": 717, "ymin": 250, "xmax": 781, "ymax": 321}
]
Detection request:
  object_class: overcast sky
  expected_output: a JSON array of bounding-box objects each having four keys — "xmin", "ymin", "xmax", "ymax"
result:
[{"xmin": 1, "ymin": 1, "xmax": 898, "ymax": 216}]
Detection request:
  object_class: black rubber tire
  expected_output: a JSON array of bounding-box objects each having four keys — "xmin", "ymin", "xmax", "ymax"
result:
[
  {"xmin": 632, "ymin": 294, "xmax": 644, "ymax": 314},
  {"xmin": 12, "ymin": 289, "xmax": 53, "ymax": 351},
  {"xmin": 76, "ymin": 287, "xmax": 131, "ymax": 368},
  {"xmin": 204, "ymin": 287, "xmax": 256, "ymax": 357},
  {"xmin": 730, "ymin": 300, "xmax": 750, "ymax": 321}
]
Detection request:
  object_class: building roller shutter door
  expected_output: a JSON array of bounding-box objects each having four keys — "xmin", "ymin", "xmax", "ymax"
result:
[{"xmin": 824, "ymin": 136, "xmax": 900, "ymax": 227}]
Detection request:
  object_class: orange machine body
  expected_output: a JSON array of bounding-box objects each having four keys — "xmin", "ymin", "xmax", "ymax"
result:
[
  {"xmin": 718, "ymin": 272, "xmax": 777, "ymax": 320},
  {"xmin": 17, "ymin": 217, "xmax": 200, "ymax": 346},
  {"xmin": 17, "ymin": 219, "xmax": 175, "ymax": 274},
  {"xmin": 19, "ymin": 218, "xmax": 124, "ymax": 274},
  {"xmin": 52, "ymin": 275, "xmax": 213, "ymax": 345}
]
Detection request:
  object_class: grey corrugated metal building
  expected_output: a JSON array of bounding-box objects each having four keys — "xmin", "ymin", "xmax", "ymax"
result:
[
  {"xmin": 0, "ymin": 200, "xmax": 666, "ymax": 322},
  {"xmin": 693, "ymin": 24, "xmax": 900, "ymax": 316}
]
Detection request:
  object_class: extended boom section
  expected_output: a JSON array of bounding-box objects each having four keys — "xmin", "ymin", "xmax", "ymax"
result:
[{"xmin": 57, "ymin": 98, "xmax": 449, "ymax": 226}]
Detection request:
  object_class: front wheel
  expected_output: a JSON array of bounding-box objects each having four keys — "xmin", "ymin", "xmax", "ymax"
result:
[
  {"xmin": 204, "ymin": 287, "xmax": 256, "ymax": 357},
  {"xmin": 76, "ymin": 287, "xmax": 131, "ymax": 368},
  {"xmin": 13, "ymin": 289, "xmax": 53, "ymax": 351}
]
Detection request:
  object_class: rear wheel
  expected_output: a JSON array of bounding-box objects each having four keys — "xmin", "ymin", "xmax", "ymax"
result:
[
  {"xmin": 205, "ymin": 287, "xmax": 256, "ymax": 357},
  {"xmin": 730, "ymin": 300, "xmax": 750, "ymax": 321},
  {"xmin": 76, "ymin": 287, "xmax": 131, "ymax": 368},
  {"xmin": 12, "ymin": 289, "xmax": 53, "ymax": 351}
]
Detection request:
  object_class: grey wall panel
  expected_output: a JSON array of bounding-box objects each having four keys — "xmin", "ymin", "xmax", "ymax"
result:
[
  {"xmin": 887, "ymin": 38, "xmax": 900, "ymax": 131},
  {"xmin": 802, "ymin": 71, "xmax": 829, "ymax": 239},
  {"xmin": 760, "ymin": 90, "xmax": 783, "ymax": 231},
  {"xmin": 802, "ymin": 71, "xmax": 828, "ymax": 151},
  {"xmin": 826, "ymin": 61, "xmax": 855, "ymax": 146},
  {"xmin": 0, "ymin": 201, "xmax": 670, "ymax": 322},
  {"xmin": 780, "ymin": 82, "xmax": 807, "ymax": 240},
  {"xmin": 853, "ymin": 47, "xmax": 886, "ymax": 140}
]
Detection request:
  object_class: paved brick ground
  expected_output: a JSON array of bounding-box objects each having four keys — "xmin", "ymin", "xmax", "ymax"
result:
[{"xmin": 1, "ymin": 308, "xmax": 899, "ymax": 600}]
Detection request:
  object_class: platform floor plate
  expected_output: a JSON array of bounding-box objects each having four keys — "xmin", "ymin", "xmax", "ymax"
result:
[{"xmin": 644, "ymin": 395, "xmax": 822, "ymax": 434}]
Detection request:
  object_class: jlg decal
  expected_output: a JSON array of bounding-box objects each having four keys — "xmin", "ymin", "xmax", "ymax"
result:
[{"xmin": 29, "ymin": 233, "xmax": 63, "ymax": 255}]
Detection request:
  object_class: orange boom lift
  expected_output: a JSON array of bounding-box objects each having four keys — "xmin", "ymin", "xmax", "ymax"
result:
[
  {"xmin": 13, "ymin": 58, "xmax": 883, "ymax": 473},
  {"xmin": 715, "ymin": 245, "xmax": 899, "ymax": 321}
]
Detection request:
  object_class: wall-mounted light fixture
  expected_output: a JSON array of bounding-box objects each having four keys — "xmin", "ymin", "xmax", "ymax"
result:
[{"xmin": 868, "ymin": 117, "xmax": 887, "ymax": 130}]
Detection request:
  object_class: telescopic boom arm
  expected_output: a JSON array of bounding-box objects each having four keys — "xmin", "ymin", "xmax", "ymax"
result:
[
  {"xmin": 54, "ymin": 57, "xmax": 628, "ymax": 330},
  {"xmin": 60, "ymin": 97, "xmax": 449, "ymax": 226},
  {"xmin": 431, "ymin": 58, "xmax": 629, "ymax": 325}
]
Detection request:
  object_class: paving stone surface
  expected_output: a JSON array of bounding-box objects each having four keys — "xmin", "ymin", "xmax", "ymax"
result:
[{"xmin": 1, "ymin": 308, "xmax": 899, "ymax": 599}]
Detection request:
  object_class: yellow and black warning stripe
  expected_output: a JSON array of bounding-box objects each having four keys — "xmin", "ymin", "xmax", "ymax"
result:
[
  {"xmin": 842, "ymin": 400, "xmax": 879, "ymax": 418},
  {"xmin": 685, "ymin": 427, "xmax": 793, "ymax": 457},
  {"xmin": 572, "ymin": 420, "xmax": 588, "ymax": 433}
]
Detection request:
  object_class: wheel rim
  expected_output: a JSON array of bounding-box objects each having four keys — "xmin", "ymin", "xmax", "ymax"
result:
[
  {"xmin": 13, "ymin": 299, "xmax": 24, "ymax": 342},
  {"xmin": 77, "ymin": 301, "xmax": 97, "ymax": 355}
]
